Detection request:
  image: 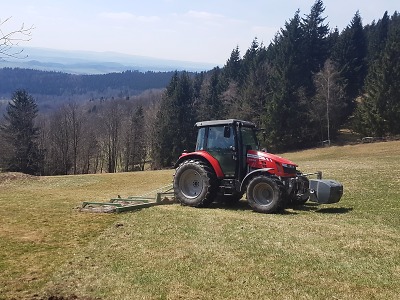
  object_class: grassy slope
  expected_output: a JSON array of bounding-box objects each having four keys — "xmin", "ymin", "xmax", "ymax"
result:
[{"xmin": 1, "ymin": 142, "xmax": 399, "ymax": 299}]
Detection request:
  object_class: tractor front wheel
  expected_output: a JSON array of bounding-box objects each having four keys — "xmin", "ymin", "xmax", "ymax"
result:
[
  {"xmin": 174, "ymin": 159, "xmax": 217, "ymax": 208},
  {"xmin": 246, "ymin": 176, "xmax": 283, "ymax": 213}
]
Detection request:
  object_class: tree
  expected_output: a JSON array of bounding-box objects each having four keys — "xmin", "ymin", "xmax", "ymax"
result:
[
  {"xmin": 223, "ymin": 46, "xmax": 242, "ymax": 83},
  {"xmin": 365, "ymin": 12, "xmax": 390, "ymax": 66},
  {"xmin": 123, "ymin": 105, "xmax": 146, "ymax": 171},
  {"xmin": 263, "ymin": 11, "xmax": 313, "ymax": 151},
  {"xmin": 154, "ymin": 72, "xmax": 196, "ymax": 167},
  {"xmin": 354, "ymin": 20, "xmax": 400, "ymax": 136},
  {"xmin": 65, "ymin": 102, "xmax": 84, "ymax": 174},
  {"xmin": 132, "ymin": 106, "xmax": 146, "ymax": 170},
  {"xmin": 47, "ymin": 107, "xmax": 72, "ymax": 175},
  {"xmin": 102, "ymin": 102, "xmax": 122, "ymax": 173},
  {"xmin": 331, "ymin": 11, "xmax": 367, "ymax": 115},
  {"xmin": 197, "ymin": 67, "xmax": 225, "ymax": 121},
  {"xmin": 0, "ymin": 17, "xmax": 34, "ymax": 59},
  {"xmin": 237, "ymin": 60, "xmax": 271, "ymax": 126},
  {"xmin": 301, "ymin": 0, "xmax": 330, "ymax": 89},
  {"xmin": 0, "ymin": 90, "xmax": 42, "ymax": 174},
  {"xmin": 261, "ymin": 0, "xmax": 331, "ymax": 150},
  {"xmin": 241, "ymin": 38, "xmax": 263, "ymax": 81},
  {"xmin": 311, "ymin": 59, "xmax": 347, "ymax": 143}
]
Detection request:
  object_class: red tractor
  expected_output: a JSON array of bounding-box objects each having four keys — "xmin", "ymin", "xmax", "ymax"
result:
[{"xmin": 173, "ymin": 119, "xmax": 343, "ymax": 213}]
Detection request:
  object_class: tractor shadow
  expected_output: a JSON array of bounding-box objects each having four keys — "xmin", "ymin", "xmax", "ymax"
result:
[
  {"xmin": 290, "ymin": 202, "xmax": 353, "ymax": 214},
  {"xmin": 209, "ymin": 199, "xmax": 253, "ymax": 212},
  {"xmin": 209, "ymin": 200, "xmax": 353, "ymax": 215}
]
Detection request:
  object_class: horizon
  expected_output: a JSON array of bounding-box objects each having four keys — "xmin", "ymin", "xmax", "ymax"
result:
[{"xmin": 2, "ymin": 1, "xmax": 399, "ymax": 65}]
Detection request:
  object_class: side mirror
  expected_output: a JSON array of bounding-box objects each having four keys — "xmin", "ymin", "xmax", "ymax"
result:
[{"xmin": 223, "ymin": 126, "xmax": 231, "ymax": 138}]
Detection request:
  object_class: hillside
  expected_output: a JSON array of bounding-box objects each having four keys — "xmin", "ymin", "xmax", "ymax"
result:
[
  {"xmin": 0, "ymin": 68, "xmax": 177, "ymax": 112},
  {"xmin": 0, "ymin": 141, "xmax": 399, "ymax": 299},
  {"xmin": 0, "ymin": 68, "xmax": 175, "ymax": 96}
]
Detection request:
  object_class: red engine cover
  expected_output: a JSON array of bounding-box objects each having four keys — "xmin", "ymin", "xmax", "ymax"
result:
[{"xmin": 246, "ymin": 150, "xmax": 298, "ymax": 177}]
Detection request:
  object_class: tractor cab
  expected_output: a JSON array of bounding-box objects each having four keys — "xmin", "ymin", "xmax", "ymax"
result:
[{"xmin": 194, "ymin": 119, "xmax": 259, "ymax": 181}]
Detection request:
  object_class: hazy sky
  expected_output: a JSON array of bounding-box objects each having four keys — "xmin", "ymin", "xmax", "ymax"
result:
[{"xmin": 2, "ymin": 1, "xmax": 398, "ymax": 64}]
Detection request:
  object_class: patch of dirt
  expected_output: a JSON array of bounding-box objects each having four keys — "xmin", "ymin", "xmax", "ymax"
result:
[{"xmin": 0, "ymin": 172, "xmax": 39, "ymax": 184}]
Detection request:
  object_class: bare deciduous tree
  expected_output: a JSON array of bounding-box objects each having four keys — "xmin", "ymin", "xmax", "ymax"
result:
[
  {"xmin": 312, "ymin": 59, "xmax": 347, "ymax": 143},
  {"xmin": 0, "ymin": 17, "xmax": 34, "ymax": 60}
]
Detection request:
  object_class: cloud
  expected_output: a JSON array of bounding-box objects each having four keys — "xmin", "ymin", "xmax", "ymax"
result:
[
  {"xmin": 185, "ymin": 10, "xmax": 225, "ymax": 20},
  {"xmin": 98, "ymin": 12, "xmax": 160, "ymax": 23}
]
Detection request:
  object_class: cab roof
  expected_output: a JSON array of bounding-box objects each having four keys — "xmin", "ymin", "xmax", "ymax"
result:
[{"xmin": 195, "ymin": 119, "xmax": 256, "ymax": 128}]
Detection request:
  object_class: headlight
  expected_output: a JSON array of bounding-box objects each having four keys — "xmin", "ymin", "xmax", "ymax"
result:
[{"xmin": 282, "ymin": 163, "xmax": 295, "ymax": 169}]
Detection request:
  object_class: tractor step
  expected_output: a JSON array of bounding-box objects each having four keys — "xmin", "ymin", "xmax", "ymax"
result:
[{"xmin": 81, "ymin": 184, "xmax": 175, "ymax": 213}]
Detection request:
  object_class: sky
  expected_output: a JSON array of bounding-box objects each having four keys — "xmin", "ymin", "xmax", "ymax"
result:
[{"xmin": 2, "ymin": 0, "xmax": 399, "ymax": 65}]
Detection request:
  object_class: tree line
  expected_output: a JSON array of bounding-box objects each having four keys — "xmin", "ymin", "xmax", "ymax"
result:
[
  {"xmin": 155, "ymin": 1, "xmax": 400, "ymax": 166},
  {"xmin": 0, "ymin": 89, "xmax": 162, "ymax": 175},
  {"xmin": 1, "ymin": 0, "xmax": 399, "ymax": 175},
  {"xmin": 0, "ymin": 68, "xmax": 175, "ymax": 97}
]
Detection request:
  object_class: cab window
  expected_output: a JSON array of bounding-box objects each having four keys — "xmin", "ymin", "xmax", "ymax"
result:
[
  {"xmin": 206, "ymin": 126, "xmax": 235, "ymax": 151},
  {"xmin": 241, "ymin": 127, "xmax": 259, "ymax": 150},
  {"xmin": 195, "ymin": 127, "xmax": 206, "ymax": 150}
]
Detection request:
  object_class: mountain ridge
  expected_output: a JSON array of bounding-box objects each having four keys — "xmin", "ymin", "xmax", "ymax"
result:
[{"xmin": 1, "ymin": 47, "xmax": 217, "ymax": 74}]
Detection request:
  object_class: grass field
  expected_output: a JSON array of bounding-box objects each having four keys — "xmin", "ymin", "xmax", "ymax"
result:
[{"xmin": 1, "ymin": 141, "xmax": 399, "ymax": 300}]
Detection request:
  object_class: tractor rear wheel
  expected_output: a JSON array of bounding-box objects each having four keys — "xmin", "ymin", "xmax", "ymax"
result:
[
  {"xmin": 174, "ymin": 159, "xmax": 217, "ymax": 207},
  {"xmin": 246, "ymin": 176, "xmax": 283, "ymax": 213}
]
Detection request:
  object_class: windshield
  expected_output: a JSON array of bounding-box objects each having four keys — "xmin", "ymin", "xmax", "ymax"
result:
[
  {"xmin": 241, "ymin": 127, "xmax": 259, "ymax": 150},
  {"xmin": 206, "ymin": 126, "xmax": 235, "ymax": 151}
]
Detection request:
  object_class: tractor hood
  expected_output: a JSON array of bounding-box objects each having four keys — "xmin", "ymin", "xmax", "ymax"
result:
[
  {"xmin": 247, "ymin": 150, "xmax": 297, "ymax": 166},
  {"xmin": 247, "ymin": 150, "xmax": 298, "ymax": 176},
  {"xmin": 263, "ymin": 152, "xmax": 298, "ymax": 167}
]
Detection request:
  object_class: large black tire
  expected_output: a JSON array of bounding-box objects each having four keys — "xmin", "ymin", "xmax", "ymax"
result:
[
  {"xmin": 246, "ymin": 176, "xmax": 283, "ymax": 213},
  {"xmin": 173, "ymin": 159, "xmax": 218, "ymax": 208}
]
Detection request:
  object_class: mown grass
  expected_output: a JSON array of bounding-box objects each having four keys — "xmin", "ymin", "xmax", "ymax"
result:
[
  {"xmin": 1, "ymin": 141, "xmax": 399, "ymax": 299},
  {"xmin": 0, "ymin": 170, "xmax": 172, "ymax": 299}
]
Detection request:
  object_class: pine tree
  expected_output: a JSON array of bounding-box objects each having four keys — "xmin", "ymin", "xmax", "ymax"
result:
[
  {"xmin": 366, "ymin": 12, "xmax": 390, "ymax": 65},
  {"xmin": 354, "ymin": 19, "xmax": 400, "ymax": 136},
  {"xmin": 0, "ymin": 90, "xmax": 43, "ymax": 174},
  {"xmin": 263, "ymin": 11, "xmax": 314, "ymax": 151},
  {"xmin": 331, "ymin": 11, "xmax": 367, "ymax": 115},
  {"xmin": 223, "ymin": 46, "xmax": 242, "ymax": 83},
  {"xmin": 239, "ymin": 57, "xmax": 271, "ymax": 126},
  {"xmin": 301, "ymin": 0, "xmax": 330, "ymax": 92},
  {"xmin": 155, "ymin": 72, "xmax": 196, "ymax": 167},
  {"xmin": 197, "ymin": 67, "xmax": 224, "ymax": 121},
  {"xmin": 243, "ymin": 39, "xmax": 260, "ymax": 71}
]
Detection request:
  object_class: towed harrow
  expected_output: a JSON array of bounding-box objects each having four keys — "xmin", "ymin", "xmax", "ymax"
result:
[{"xmin": 81, "ymin": 184, "xmax": 175, "ymax": 213}]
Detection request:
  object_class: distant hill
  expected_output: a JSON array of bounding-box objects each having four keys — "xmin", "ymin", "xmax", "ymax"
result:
[
  {"xmin": 1, "ymin": 47, "xmax": 216, "ymax": 74},
  {"xmin": 0, "ymin": 68, "xmax": 176, "ymax": 95},
  {"xmin": 0, "ymin": 47, "xmax": 215, "ymax": 112},
  {"xmin": 0, "ymin": 67, "xmax": 179, "ymax": 112}
]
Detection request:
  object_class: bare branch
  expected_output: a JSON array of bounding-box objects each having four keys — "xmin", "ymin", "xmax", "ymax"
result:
[{"xmin": 0, "ymin": 16, "xmax": 35, "ymax": 60}]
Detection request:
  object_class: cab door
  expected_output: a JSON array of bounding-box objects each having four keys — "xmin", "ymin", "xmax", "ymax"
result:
[{"xmin": 206, "ymin": 125, "xmax": 237, "ymax": 177}]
